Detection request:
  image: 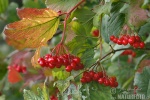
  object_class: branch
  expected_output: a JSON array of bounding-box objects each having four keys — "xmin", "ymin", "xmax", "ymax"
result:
[
  {"xmin": 98, "ymin": 47, "xmax": 150, "ymax": 62},
  {"xmin": 60, "ymin": 0, "xmax": 85, "ymax": 44}
]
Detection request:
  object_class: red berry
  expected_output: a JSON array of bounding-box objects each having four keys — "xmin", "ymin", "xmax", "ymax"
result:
[
  {"xmin": 89, "ymin": 71, "xmax": 96, "ymax": 77},
  {"xmin": 104, "ymin": 79, "xmax": 110, "ymax": 86},
  {"xmin": 113, "ymin": 38, "xmax": 118, "ymax": 43},
  {"xmin": 122, "ymin": 39, "xmax": 128, "ymax": 45},
  {"xmin": 65, "ymin": 65, "xmax": 72, "ymax": 72},
  {"xmin": 16, "ymin": 66, "xmax": 22, "ymax": 73},
  {"xmin": 70, "ymin": 62, "xmax": 76, "ymax": 69},
  {"xmin": 128, "ymin": 36, "xmax": 136, "ymax": 44},
  {"xmin": 73, "ymin": 57, "xmax": 80, "ymax": 64},
  {"xmin": 133, "ymin": 42, "xmax": 140, "ymax": 48},
  {"xmin": 109, "ymin": 76, "xmax": 117, "ymax": 82},
  {"xmin": 114, "ymin": 82, "xmax": 118, "ymax": 87},
  {"xmin": 38, "ymin": 60, "xmax": 46, "ymax": 67},
  {"xmin": 49, "ymin": 63, "xmax": 55, "ymax": 69},
  {"xmin": 80, "ymin": 78, "xmax": 87, "ymax": 83},
  {"xmin": 131, "ymin": 52, "xmax": 136, "ymax": 57},
  {"xmin": 135, "ymin": 36, "xmax": 141, "ymax": 42},
  {"xmin": 93, "ymin": 73, "xmax": 100, "ymax": 81},
  {"xmin": 78, "ymin": 63, "xmax": 84, "ymax": 69},
  {"xmin": 63, "ymin": 59, "xmax": 69, "ymax": 66},
  {"xmin": 98, "ymin": 78, "xmax": 105, "ymax": 84},
  {"xmin": 117, "ymin": 39, "xmax": 123, "ymax": 45},
  {"xmin": 38, "ymin": 58, "xmax": 45, "ymax": 63},
  {"xmin": 85, "ymin": 76, "xmax": 92, "ymax": 82},
  {"xmin": 21, "ymin": 66, "xmax": 27, "ymax": 73},
  {"xmin": 98, "ymin": 71, "xmax": 103, "ymax": 78},
  {"xmin": 57, "ymin": 58, "xmax": 64, "ymax": 65},
  {"xmin": 126, "ymin": 50, "xmax": 133, "ymax": 55},
  {"xmin": 110, "ymin": 35, "xmax": 115, "ymax": 41},
  {"xmin": 109, "ymin": 80, "xmax": 115, "ymax": 87},
  {"xmin": 92, "ymin": 30, "xmax": 99, "ymax": 37},
  {"xmin": 139, "ymin": 42, "xmax": 145, "ymax": 48}
]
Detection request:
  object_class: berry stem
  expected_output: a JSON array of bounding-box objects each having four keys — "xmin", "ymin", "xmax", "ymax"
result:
[{"xmin": 60, "ymin": 0, "xmax": 85, "ymax": 44}]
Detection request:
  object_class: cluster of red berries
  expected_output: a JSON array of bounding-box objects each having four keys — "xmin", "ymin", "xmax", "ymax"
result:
[
  {"xmin": 121, "ymin": 50, "xmax": 136, "ymax": 57},
  {"xmin": 110, "ymin": 35, "xmax": 145, "ymax": 48},
  {"xmin": 7, "ymin": 65, "xmax": 26, "ymax": 73},
  {"xmin": 50, "ymin": 95, "xmax": 58, "ymax": 100},
  {"xmin": 38, "ymin": 54, "xmax": 84, "ymax": 72},
  {"xmin": 80, "ymin": 71, "xmax": 118, "ymax": 87}
]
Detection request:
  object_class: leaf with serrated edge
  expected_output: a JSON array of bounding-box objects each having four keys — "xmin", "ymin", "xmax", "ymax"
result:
[
  {"xmin": 4, "ymin": 8, "xmax": 59, "ymax": 49},
  {"xmin": 54, "ymin": 76, "xmax": 74, "ymax": 95},
  {"xmin": 134, "ymin": 67, "xmax": 150, "ymax": 97}
]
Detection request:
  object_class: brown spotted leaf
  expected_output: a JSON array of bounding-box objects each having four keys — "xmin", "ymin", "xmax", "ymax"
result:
[{"xmin": 4, "ymin": 8, "xmax": 60, "ymax": 49}]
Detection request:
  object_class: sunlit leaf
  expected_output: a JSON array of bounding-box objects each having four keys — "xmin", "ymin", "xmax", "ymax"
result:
[
  {"xmin": 8, "ymin": 67, "xmax": 23, "ymax": 84},
  {"xmin": 4, "ymin": 8, "xmax": 59, "ymax": 49},
  {"xmin": 23, "ymin": 86, "xmax": 49, "ymax": 100},
  {"xmin": 46, "ymin": 0, "xmax": 80, "ymax": 12},
  {"xmin": 54, "ymin": 76, "xmax": 74, "ymax": 95},
  {"xmin": 31, "ymin": 47, "xmax": 41, "ymax": 67}
]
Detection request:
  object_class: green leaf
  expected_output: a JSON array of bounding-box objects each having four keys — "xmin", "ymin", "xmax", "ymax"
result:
[
  {"xmin": 81, "ymin": 49, "xmax": 95, "ymax": 68},
  {"xmin": 81, "ymin": 82, "xmax": 114, "ymax": 100},
  {"xmin": 67, "ymin": 36, "xmax": 96, "ymax": 68},
  {"xmin": 45, "ymin": 0, "xmax": 80, "ymax": 12},
  {"xmin": 134, "ymin": 54, "xmax": 148, "ymax": 70},
  {"xmin": 139, "ymin": 22, "xmax": 150, "ymax": 35},
  {"xmin": 93, "ymin": 2, "xmax": 111, "ymax": 15},
  {"xmin": 23, "ymin": 0, "xmax": 46, "ymax": 8},
  {"xmin": 134, "ymin": 67, "xmax": 150, "ymax": 97},
  {"xmin": 69, "ymin": 84, "xmax": 82, "ymax": 100},
  {"xmin": 101, "ymin": 13, "xmax": 125, "ymax": 43},
  {"xmin": 23, "ymin": 86, "xmax": 49, "ymax": 100},
  {"xmin": 6, "ymin": 2, "xmax": 19, "ymax": 23},
  {"xmin": 71, "ymin": 21, "xmax": 86, "ymax": 36},
  {"xmin": 0, "ymin": 0, "xmax": 8, "ymax": 14},
  {"xmin": 52, "ymin": 70, "xmax": 70, "ymax": 80},
  {"xmin": 54, "ymin": 76, "xmax": 74, "ymax": 95},
  {"xmin": 71, "ymin": 8, "xmax": 95, "ymax": 34}
]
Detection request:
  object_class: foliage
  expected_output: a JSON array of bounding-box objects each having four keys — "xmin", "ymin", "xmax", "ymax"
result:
[{"xmin": 0, "ymin": 0, "xmax": 150, "ymax": 100}]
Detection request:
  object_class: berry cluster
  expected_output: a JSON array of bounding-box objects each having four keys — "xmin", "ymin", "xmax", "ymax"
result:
[
  {"xmin": 50, "ymin": 95, "xmax": 58, "ymax": 100},
  {"xmin": 80, "ymin": 71, "xmax": 118, "ymax": 87},
  {"xmin": 38, "ymin": 54, "xmax": 84, "ymax": 72},
  {"xmin": 8, "ymin": 65, "xmax": 26, "ymax": 73},
  {"xmin": 121, "ymin": 50, "xmax": 136, "ymax": 57},
  {"xmin": 110, "ymin": 35, "xmax": 145, "ymax": 48}
]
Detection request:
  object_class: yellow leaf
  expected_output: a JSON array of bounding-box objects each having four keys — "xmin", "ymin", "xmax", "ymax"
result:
[
  {"xmin": 31, "ymin": 47, "xmax": 41, "ymax": 67},
  {"xmin": 4, "ymin": 8, "xmax": 60, "ymax": 49}
]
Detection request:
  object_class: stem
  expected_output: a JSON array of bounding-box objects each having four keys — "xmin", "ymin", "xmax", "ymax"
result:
[{"xmin": 60, "ymin": 0, "xmax": 85, "ymax": 44}]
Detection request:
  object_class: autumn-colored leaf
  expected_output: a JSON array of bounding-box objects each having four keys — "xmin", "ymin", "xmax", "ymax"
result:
[
  {"xmin": 129, "ymin": 0, "xmax": 148, "ymax": 27},
  {"xmin": 4, "ymin": 8, "xmax": 60, "ymax": 49},
  {"xmin": 8, "ymin": 67, "xmax": 23, "ymax": 84},
  {"xmin": 31, "ymin": 47, "xmax": 41, "ymax": 67}
]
